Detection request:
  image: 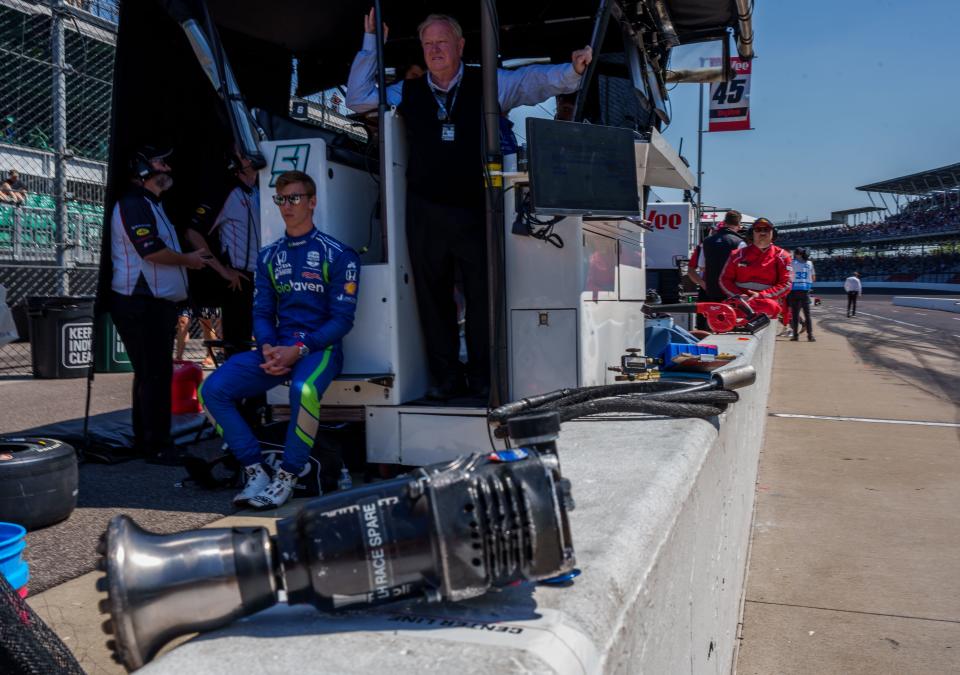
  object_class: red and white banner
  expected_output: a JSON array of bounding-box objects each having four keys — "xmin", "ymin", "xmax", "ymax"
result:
[{"xmin": 708, "ymin": 58, "xmax": 751, "ymax": 132}]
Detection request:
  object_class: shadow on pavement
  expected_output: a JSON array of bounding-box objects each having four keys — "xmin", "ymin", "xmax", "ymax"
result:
[{"xmin": 24, "ymin": 437, "xmax": 235, "ymax": 594}]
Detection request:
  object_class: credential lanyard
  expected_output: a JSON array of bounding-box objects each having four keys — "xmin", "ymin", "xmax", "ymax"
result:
[{"xmin": 432, "ymin": 83, "xmax": 460, "ymax": 121}]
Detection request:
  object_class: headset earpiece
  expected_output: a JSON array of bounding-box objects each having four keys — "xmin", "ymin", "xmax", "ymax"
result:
[
  {"xmin": 130, "ymin": 146, "xmax": 171, "ymax": 180},
  {"xmin": 131, "ymin": 153, "xmax": 152, "ymax": 180}
]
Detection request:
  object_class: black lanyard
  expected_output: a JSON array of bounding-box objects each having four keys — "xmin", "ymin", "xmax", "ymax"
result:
[{"xmin": 432, "ymin": 82, "xmax": 460, "ymax": 121}]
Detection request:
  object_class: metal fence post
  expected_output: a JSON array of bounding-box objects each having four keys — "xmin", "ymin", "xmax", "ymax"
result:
[
  {"xmin": 12, "ymin": 207, "xmax": 22, "ymax": 260},
  {"xmin": 52, "ymin": 0, "xmax": 69, "ymax": 295}
]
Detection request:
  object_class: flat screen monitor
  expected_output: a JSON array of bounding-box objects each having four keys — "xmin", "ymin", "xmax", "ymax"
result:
[{"xmin": 526, "ymin": 118, "xmax": 640, "ymax": 217}]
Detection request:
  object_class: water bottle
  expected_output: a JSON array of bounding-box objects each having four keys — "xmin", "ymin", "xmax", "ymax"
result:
[{"xmin": 337, "ymin": 467, "xmax": 353, "ymax": 491}]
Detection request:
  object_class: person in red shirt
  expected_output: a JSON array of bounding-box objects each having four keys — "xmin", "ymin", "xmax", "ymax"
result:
[{"xmin": 719, "ymin": 218, "xmax": 791, "ymax": 319}]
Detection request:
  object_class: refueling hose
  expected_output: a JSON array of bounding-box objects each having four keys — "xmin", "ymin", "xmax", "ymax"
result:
[{"xmin": 489, "ymin": 365, "xmax": 756, "ymax": 426}]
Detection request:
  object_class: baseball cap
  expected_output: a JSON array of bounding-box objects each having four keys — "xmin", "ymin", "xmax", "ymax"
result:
[{"xmin": 134, "ymin": 145, "xmax": 172, "ymax": 163}]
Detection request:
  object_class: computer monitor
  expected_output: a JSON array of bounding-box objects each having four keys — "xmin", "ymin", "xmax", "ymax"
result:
[{"xmin": 526, "ymin": 118, "xmax": 641, "ymax": 217}]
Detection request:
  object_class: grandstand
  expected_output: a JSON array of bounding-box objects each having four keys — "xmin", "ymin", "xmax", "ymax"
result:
[
  {"xmin": 0, "ymin": 0, "xmax": 116, "ymax": 272},
  {"xmin": 776, "ymin": 163, "xmax": 960, "ymax": 284}
]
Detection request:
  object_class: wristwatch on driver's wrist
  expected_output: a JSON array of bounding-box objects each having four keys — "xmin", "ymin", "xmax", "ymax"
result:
[{"xmin": 296, "ymin": 342, "xmax": 310, "ymax": 359}]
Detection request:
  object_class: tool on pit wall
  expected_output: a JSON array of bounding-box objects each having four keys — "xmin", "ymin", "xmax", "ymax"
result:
[
  {"xmin": 644, "ymin": 296, "xmax": 773, "ymax": 334},
  {"xmin": 607, "ymin": 348, "xmax": 660, "ymax": 381},
  {"xmin": 96, "ymin": 412, "xmax": 574, "ymax": 672},
  {"xmin": 489, "ymin": 365, "xmax": 757, "ymax": 436}
]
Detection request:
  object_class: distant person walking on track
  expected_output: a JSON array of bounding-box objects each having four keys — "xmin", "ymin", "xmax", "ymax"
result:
[
  {"xmin": 788, "ymin": 247, "xmax": 816, "ymax": 342},
  {"xmin": 844, "ymin": 271, "xmax": 862, "ymax": 317}
]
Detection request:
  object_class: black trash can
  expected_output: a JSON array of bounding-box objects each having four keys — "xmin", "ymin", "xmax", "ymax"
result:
[{"xmin": 27, "ymin": 296, "xmax": 95, "ymax": 379}]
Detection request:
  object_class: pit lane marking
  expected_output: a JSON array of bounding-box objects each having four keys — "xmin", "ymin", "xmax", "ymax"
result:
[
  {"xmin": 770, "ymin": 413, "xmax": 960, "ymax": 428},
  {"xmin": 855, "ymin": 311, "xmax": 929, "ymax": 330}
]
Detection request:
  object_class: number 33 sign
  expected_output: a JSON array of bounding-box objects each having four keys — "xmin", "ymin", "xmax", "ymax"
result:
[{"xmin": 709, "ymin": 58, "xmax": 752, "ymax": 132}]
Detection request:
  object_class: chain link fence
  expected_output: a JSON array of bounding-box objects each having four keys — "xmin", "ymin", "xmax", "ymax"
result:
[
  {"xmin": 0, "ymin": 0, "xmax": 117, "ymax": 374},
  {"xmin": 0, "ymin": 1, "xmax": 209, "ymax": 375}
]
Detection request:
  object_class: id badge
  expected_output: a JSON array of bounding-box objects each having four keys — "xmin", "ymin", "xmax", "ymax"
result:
[{"xmin": 441, "ymin": 124, "xmax": 456, "ymax": 142}]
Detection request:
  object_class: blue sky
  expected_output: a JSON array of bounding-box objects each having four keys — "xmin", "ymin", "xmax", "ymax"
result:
[{"xmin": 656, "ymin": 0, "xmax": 960, "ymax": 222}]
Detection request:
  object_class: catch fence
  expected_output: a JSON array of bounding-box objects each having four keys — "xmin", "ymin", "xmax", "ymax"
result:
[{"xmin": 0, "ymin": 1, "xmax": 206, "ymax": 374}]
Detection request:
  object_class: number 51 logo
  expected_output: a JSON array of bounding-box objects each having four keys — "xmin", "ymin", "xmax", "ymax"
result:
[{"xmin": 269, "ymin": 143, "xmax": 311, "ymax": 187}]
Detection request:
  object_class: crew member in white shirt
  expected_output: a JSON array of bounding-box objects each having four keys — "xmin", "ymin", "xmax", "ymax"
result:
[{"xmin": 843, "ymin": 271, "xmax": 862, "ymax": 317}]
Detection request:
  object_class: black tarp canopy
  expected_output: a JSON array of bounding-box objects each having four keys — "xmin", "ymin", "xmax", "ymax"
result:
[{"xmin": 200, "ymin": 0, "xmax": 741, "ymax": 95}]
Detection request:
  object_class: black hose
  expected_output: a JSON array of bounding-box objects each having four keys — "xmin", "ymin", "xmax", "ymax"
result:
[
  {"xmin": 557, "ymin": 399, "xmax": 725, "ymax": 422},
  {"xmin": 488, "ymin": 379, "xmax": 708, "ymax": 422},
  {"xmin": 493, "ymin": 365, "xmax": 756, "ymax": 435},
  {"xmin": 553, "ymin": 389, "xmax": 739, "ymax": 422},
  {"xmin": 639, "ymin": 390, "xmax": 739, "ymax": 405}
]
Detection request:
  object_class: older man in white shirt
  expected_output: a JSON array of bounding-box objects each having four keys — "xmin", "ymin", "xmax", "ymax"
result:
[{"xmin": 843, "ymin": 271, "xmax": 862, "ymax": 317}]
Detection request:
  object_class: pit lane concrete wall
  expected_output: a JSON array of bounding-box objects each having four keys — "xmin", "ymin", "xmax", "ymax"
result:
[
  {"xmin": 143, "ymin": 328, "xmax": 775, "ymax": 675},
  {"xmin": 815, "ymin": 281, "xmax": 960, "ymax": 293},
  {"xmin": 892, "ymin": 296, "xmax": 960, "ymax": 312}
]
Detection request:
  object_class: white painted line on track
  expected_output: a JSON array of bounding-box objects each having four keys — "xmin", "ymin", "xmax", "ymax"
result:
[
  {"xmin": 771, "ymin": 413, "xmax": 960, "ymax": 428},
  {"xmin": 856, "ymin": 311, "xmax": 929, "ymax": 330}
]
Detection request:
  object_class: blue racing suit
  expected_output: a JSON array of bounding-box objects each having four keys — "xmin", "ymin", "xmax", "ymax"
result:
[{"xmin": 200, "ymin": 227, "xmax": 360, "ymax": 473}]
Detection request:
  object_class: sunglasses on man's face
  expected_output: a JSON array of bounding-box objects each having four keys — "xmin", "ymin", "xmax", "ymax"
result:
[
  {"xmin": 753, "ymin": 227, "xmax": 773, "ymax": 233},
  {"xmin": 272, "ymin": 193, "xmax": 310, "ymax": 206}
]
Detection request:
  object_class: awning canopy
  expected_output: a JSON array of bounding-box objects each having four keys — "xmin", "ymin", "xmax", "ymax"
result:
[
  {"xmin": 638, "ymin": 128, "xmax": 696, "ymax": 189},
  {"xmin": 778, "ymin": 218, "xmax": 841, "ymax": 231},
  {"xmin": 830, "ymin": 207, "xmax": 883, "ymax": 219},
  {"xmin": 856, "ymin": 163, "xmax": 960, "ymax": 197}
]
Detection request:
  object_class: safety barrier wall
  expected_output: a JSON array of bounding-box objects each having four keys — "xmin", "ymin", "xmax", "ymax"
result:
[
  {"xmin": 892, "ymin": 296, "xmax": 960, "ymax": 313},
  {"xmin": 811, "ymin": 281, "xmax": 960, "ymax": 293},
  {"xmin": 144, "ymin": 328, "xmax": 775, "ymax": 675}
]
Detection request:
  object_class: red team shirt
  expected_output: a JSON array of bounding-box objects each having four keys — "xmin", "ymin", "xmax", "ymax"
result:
[{"xmin": 719, "ymin": 244, "xmax": 792, "ymax": 300}]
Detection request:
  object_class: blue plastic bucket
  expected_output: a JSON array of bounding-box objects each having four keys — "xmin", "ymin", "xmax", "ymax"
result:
[{"xmin": 0, "ymin": 521, "xmax": 29, "ymax": 595}]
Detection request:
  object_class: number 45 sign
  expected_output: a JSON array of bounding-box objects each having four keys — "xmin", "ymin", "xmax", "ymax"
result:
[{"xmin": 708, "ymin": 58, "xmax": 752, "ymax": 132}]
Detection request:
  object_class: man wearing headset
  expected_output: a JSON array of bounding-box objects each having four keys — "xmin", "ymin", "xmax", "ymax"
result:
[
  {"xmin": 109, "ymin": 145, "xmax": 211, "ymax": 465},
  {"xmin": 718, "ymin": 217, "xmax": 792, "ymax": 316},
  {"xmin": 200, "ymin": 170, "xmax": 360, "ymax": 509}
]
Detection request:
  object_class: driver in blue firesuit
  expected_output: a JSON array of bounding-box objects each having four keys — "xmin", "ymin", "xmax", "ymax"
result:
[{"xmin": 199, "ymin": 170, "xmax": 360, "ymax": 509}]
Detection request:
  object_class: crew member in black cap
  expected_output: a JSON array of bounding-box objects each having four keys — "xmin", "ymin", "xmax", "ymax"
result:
[{"xmin": 108, "ymin": 146, "xmax": 211, "ymax": 465}]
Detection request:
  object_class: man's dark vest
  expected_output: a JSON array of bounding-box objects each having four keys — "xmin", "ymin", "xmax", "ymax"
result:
[
  {"xmin": 701, "ymin": 227, "xmax": 745, "ymax": 299},
  {"xmin": 398, "ymin": 67, "xmax": 484, "ymax": 210}
]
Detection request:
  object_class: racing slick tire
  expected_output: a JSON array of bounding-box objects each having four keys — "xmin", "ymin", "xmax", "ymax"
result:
[{"xmin": 0, "ymin": 437, "xmax": 78, "ymax": 531}]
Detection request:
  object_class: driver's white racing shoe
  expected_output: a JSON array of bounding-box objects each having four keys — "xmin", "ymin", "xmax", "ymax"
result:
[
  {"xmin": 233, "ymin": 463, "xmax": 270, "ymax": 506},
  {"xmin": 248, "ymin": 468, "xmax": 298, "ymax": 509}
]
